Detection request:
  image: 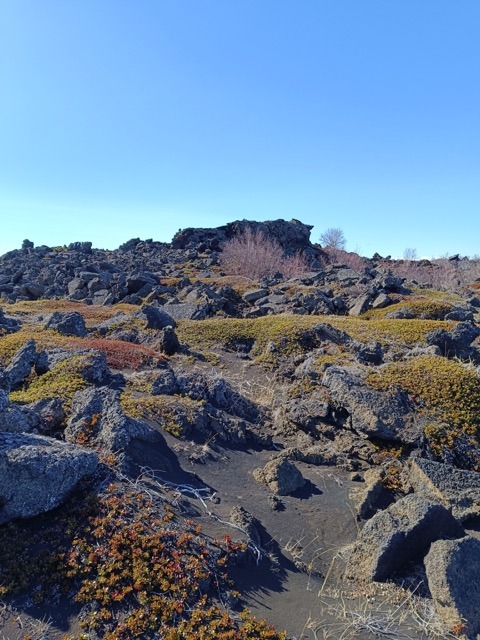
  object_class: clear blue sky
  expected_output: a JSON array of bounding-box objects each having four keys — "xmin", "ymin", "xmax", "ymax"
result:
[{"xmin": 1, "ymin": 1, "xmax": 479, "ymax": 258}]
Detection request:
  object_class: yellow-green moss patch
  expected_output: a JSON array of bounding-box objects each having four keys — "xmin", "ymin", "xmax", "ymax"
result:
[
  {"xmin": 121, "ymin": 390, "xmax": 204, "ymax": 438},
  {"xmin": 367, "ymin": 356, "xmax": 480, "ymax": 457},
  {"xmin": 10, "ymin": 355, "xmax": 89, "ymax": 407},
  {"xmin": 363, "ymin": 297, "xmax": 454, "ymax": 320},
  {"xmin": 3, "ymin": 300, "xmax": 139, "ymax": 327},
  {"xmin": 177, "ymin": 314, "xmax": 455, "ymax": 355}
]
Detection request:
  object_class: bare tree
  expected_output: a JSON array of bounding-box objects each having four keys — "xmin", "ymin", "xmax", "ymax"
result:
[
  {"xmin": 403, "ymin": 247, "xmax": 418, "ymax": 261},
  {"xmin": 319, "ymin": 227, "xmax": 346, "ymax": 250}
]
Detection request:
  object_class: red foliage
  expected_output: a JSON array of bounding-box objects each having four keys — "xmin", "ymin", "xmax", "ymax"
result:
[{"xmin": 70, "ymin": 338, "xmax": 166, "ymax": 370}]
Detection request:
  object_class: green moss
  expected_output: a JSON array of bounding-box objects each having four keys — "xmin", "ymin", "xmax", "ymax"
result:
[
  {"xmin": 3, "ymin": 300, "xmax": 138, "ymax": 327},
  {"xmin": 313, "ymin": 350, "xmax": 354, "ymax": 372},
  {"xmin": 177, "ymin": 314, "xmax": 455, "ymax": 355},
  {"xmin": 0, "ymin": 328, "xmax": 72, "ymax": 365},
  {"xmin": 10, "ymin": 355, "xmax": 89, "ymax": 406},
  {"xmin": 367, "ymin": 356, "xmax": 480, "ymax": 456},
  {"xmin": 121, "ymin": 390, "xmax": 204, "ymax": 438},
  {"xmin": 363, "ymin": 297, "xmax": 454, "ymax": 320},
  {"xmin": 409, "ymin": 287, "xmax": 464, "ymax": 303}
]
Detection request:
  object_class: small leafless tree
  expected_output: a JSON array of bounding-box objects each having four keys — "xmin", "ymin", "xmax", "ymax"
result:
[
  {"xmin": 403, "ymin": 247, "xmax": 418, "ymax": 261},
  {"xmin": 319, "ymin": 227, "xmax": 346, "ymax": 250}
]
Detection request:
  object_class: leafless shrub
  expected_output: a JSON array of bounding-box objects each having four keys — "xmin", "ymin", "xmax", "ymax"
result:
[
  {"xmin": 389, "ymin": 259, "xmax": 462, "ymax": 290},
  {"xmin": 220, "ymin": 227, "xmax": 310, "ymax": 280},
  {"xmin": 281, "ymin": 251, "xmax": 312, "ymax": 278},
  {"xmin": 387, "ymin": 254, "xmax": 480, "ymax": 292},
  {"xmin": 323, "ymin": 247, "xmax": 367, "ymax": 272}
]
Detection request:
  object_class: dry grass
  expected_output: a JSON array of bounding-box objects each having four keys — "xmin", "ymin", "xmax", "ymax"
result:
[{"xmin": 307, "ymin": 586, "xmax": 462, "ymax": 640}]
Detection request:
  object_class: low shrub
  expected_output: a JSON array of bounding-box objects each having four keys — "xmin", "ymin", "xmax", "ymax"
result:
[
  {"xmin": 0, "ymin": 484, "xmax": 286, "ymax": 640},
  {"xmin": 70, "ymin": 338, "xmax": 166, "ymax": 370},
  {"xmin": 220, "ymin": 228, "xmax": 309, "ymax": 280},
  {"xmin": 121, "ymin": 390, "xmax": 204, "ymax": 438},
  {"xmin": 177, "ymin": 315, "xmax": 455, "ymax": 356}
]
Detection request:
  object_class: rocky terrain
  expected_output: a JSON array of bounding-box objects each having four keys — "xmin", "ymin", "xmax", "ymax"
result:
[{"xmin": 1, "ymin": 218, "xmax": 480, "ymax": 639}]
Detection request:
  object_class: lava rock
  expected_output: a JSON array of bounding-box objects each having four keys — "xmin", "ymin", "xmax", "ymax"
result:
[
  {"xmin": 344, "ymin": 495, "xmax": 464, "ymax": 582},
  {"xmin": 0, "ymin": 432, "xmax": 98, "ymax": 523}
]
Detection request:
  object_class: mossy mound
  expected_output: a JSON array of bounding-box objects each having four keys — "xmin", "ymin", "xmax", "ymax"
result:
[
  {"xmin": 177, "ymin": 314, "xmax": 456, "ymax": 356},
  {"xmin": 9, "ymin": 355, "xmax": 91, "ymax": 407},
  {"xmin": 364, "ymin": 296, "xmax": 454, "ymax": 320},
  {"xmin": 367, "ymin": 356, "xmax": 480, "ymax": 462},
  {"xmin": 4, "ymin": 300, "xmax": 138, "ymax": 328},
  {"xmin": 121, "ymin": 390, "xmax": 205, "ymax": 438}
]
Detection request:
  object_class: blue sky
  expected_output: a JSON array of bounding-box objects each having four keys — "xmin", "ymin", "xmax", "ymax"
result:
[{"xmin": 1, "ymin": 1, "xmax": 479, "ymax": 258}]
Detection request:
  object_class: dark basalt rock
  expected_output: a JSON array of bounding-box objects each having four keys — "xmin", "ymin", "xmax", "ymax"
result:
[
  {"xmin": 345, "ymin": 495, "xmax": 465, "ymax": 582},
  {"xmin": 45, "ymin": 311, "xmax": 88, "ymax": 337},
  {"xmin": 0, "ymin": 432, "xmax": 98, "ymax": 524},
  {"xmin": 5, "ymin": 339, "xmax": 37, "ymax": 390}
]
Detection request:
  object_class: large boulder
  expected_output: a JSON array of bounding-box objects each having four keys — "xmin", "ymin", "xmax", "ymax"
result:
[
  {"xmin": 275, "ymin": 397, "xmax": 330, "ymax": 435},
  {"xmin": 151, "ymin": 368, "xmax": 179, "ymax": 395},
  {"xmin": 348, "ymin": 294, "xmax": 372, "ymax": 316},
  {"xmin": 132, "ymin": 305, "xmax": 176, "ymax": 330},
  {"xmin": 65, "ymin": 387, "xmax": 158, "ymax": 453},
  {"xmin": 162, "ymin": 303, "xmax": 209, "ymax": 321},
  {"xmin": 426, "ymin": 321, "xmax": 480, "ymax": 361},
  {"xmin": 36, "ymin": 349, "xmax": 111, "ymax": 385},
  {"xmin": 0, "ymin": 390, "xmax": 35, "ymax": 433},
  {"xmin": 0, "ymin": 432, "xmax": 98, "ymax": 523},
  {"xmin": 0, "ymin": 306, "xmax": 21, "ymax": 333},
  {"xmin": 407, "ymin": 458, "xmax": 480, "ymax": 523},
  {"xmin": 229, "ymin": 505, "xmax": 262, "ymax": 548},
  {"xmin": 242, "ymin": 288, "xmax": 269, "ymax": 303},
  {"xmin": 126, "ymin": 271, "xmax": 157, "ymax": 295},
  {"xmin": 159, "ymin": 326, "xmax": 180, "ymax": 355},
  {"xmin": 176, "ymin": 372, "xmax": 260, "ymax": 422},
  {"xmin": 45, "ymin": 311, "xmax": 88, "ymax": 337},
  {"xmin": 344, "ymin": 495, "xmax": 464, "ymax": 582},
  {"xmin": 425, "ymin": 536, "xmax": 480, "ymax": 639},
  {"xmin": 5, "ymin": 339, "xmax": 37, "ymax": 389},
  {"xmin": 25, "ymin": 397, "xmax": 66, "ymax": 433},
  {"xmin": 350, "ymin": 468, "xmax": 386, "ymax": 520},
  {"xmin": 323, "ymin": 366, "xmax": 421, "ymax": 444}
]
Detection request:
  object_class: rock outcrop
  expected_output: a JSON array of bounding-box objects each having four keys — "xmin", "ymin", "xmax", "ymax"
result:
[
  {"xmin": 407, "ymin": 458, "xmax": 480, "ymax": 523},
  {"xmin": 323, "ymin": 366, "xmax": 421, "ymax": 444},
  {"xmin": 253, "ymin": 457, "xmax": 306, "ymax": 495},
  {"xmin": 425, "ymin": 536, "xmax": 480, "ymax": 639},
  {"xmin": 0, "ymin": 432, "xmax": 98, "ymax": 523},
  {"xmin": 66, "ymin": 387, "xmax": 159, "ymax": 453},
  {"xmin": 45, "ymin": 311, "xmax": 88, "ymax": 337},
  {"xmin": 5, "ymin": 339, "xmax": 37, "ymax": 389},
  {"xmin": 344, "ymin": 495, "xmax": 464, "ymax": 582}
]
